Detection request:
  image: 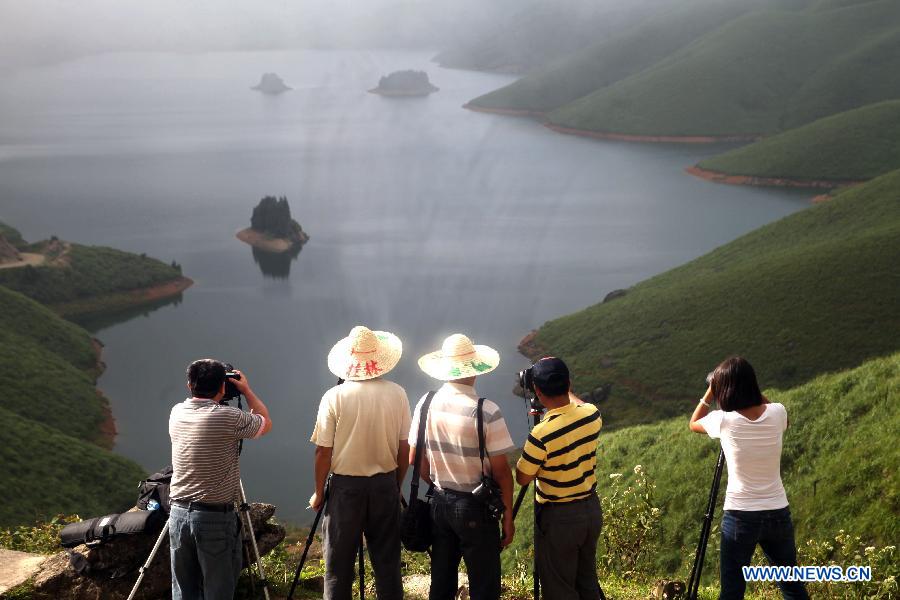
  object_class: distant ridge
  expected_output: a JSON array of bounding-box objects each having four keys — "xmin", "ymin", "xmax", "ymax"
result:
[{"xmin": 692, "ymin": 100, "xmax": 900, "ymax": 184}]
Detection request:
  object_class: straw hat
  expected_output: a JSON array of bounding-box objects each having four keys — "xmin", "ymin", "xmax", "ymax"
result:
[
  {"xmin": 327, "ymin": 325, "xmax": 402, "ymax": 381},
  {"xmin": 418, "ymin": 333, "xmax": 500, "ymax": 381}
]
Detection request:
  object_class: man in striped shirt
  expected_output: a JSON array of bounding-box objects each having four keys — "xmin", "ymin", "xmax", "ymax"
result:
[
  {"xmin": 169, "ymin": 359, "xmax": 272, "ymax": 600},
  {"xmin": 516, "ymin": 357, "xmax": 603, "ymax": 600},
  {"xmin": 410, "ymin": 333, "xmax": 516, "ymax": 600}
]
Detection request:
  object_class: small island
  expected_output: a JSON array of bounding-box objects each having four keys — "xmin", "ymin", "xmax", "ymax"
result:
[
  {"xmin": 237, "ymin": 196, "xmax": 309, "ymax": 253},
  {"xmin": 369, "ymin": 70, "xmax": 439, "ymax": 97},
  {"xmin": 251, "ymin": 73, "xmax": 292, "ymax": 95}
]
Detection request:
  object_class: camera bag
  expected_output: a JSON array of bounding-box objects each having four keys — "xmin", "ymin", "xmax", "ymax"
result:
[
  {"xmin": 60, "ymin": 510, "xmax": 165, "ymax": 548},
  {"xmin": 474, "ymin": 397, "xmax": 505, "ymax": 520},
  {"xmin": 136, "ymin": 465, "xmax": 173, "ymax": 513},
  {"xmin": 400, "ymin": 391, "xmax": 436, "ymax": 553}
]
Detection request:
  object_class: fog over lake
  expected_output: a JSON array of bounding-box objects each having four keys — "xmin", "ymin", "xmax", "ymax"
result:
[{"xmin": 0, "ymin": 49, "xmax": 809, "ymax": 523}]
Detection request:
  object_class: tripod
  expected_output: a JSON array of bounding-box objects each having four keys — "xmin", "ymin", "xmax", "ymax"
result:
[
  {"xmin": 126, "ymin": 476, "xmax": 271, "ymax": 600},
  {"xmin": 512, "ymin": 406, "xmax": 543, "ymax": 600},
  {"xmin": 686, "ymin": 449, "xmax": 726, "ymax": 600}
]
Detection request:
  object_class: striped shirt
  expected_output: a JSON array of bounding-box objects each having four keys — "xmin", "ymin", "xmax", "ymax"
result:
[
  {"xmin": 409, "ymin": 382, "xmax": 515, "ymax": 493},
  {"xmin": 517, "ymin": 402, "xmax": 602, "ymax": 504},
  {"xmin": 169, "ymin": 398, "xmax": 264, "ymax": 503}
]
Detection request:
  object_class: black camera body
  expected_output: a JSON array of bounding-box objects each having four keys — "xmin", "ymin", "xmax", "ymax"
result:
[
  {"xmin": 472, "ymin": 476, "xmax": 505, "ymax": 520},
  {"xmin": 517, "ymin": 366, "xmax": 545, "ymax": 412},
  {"xmin": 223, "ymin": 363, "xmax": 242, "ymax": 402}
]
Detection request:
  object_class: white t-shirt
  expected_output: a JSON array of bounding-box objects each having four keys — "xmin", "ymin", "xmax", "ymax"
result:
[
  {"xmin": 309, "ymin": 378, "xmax": 412, "ymax": 477},
  {"xmin": 698, "ymin": 403, "xmax": 789, "ymax": 511}
]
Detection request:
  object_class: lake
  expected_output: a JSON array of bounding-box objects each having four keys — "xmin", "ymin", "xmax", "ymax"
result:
[{"xmin": 0, "ymin": 49, "xmax": 810, "ymax": 523}]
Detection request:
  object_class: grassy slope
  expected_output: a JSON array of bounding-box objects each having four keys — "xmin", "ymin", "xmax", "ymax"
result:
[
  {"xmin": 507, "ymin": 353, "xmax": 899, "ymax": 576},
  {"xmin": 529, "ymin": 169, "xmax": 900, "ymax": 428},
  {"xmin": 0, "ymin": 220, "xmax": 27, "ymax": 249},
  {"xmin": 468, "ymin": 0, "xmax": 762, "ymax": 113},
  {"xmin": 0, "ymin": 406, "xmax": 146, "ymax": 526},
  {"xmin": 547, "ymin": 0, "xmax": 900, "ymax": 136},
  {"xmin": 0, "ymin": 243, "xmax": 183, "ymax": 308},
  {"xmin": 0, "ymin": 286, "xmax": 147, "ymax": 526},
  {"xmin": 697, "ymin": 100, "xmax": 900, "ymax": 181},
  {"xmin": 0, "ymin": 287, "xmax": 105, "ymax": 441}
]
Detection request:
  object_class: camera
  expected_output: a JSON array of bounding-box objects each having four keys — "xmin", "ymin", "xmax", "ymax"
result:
[
  {"xmin": 517, "ymin": 366, "xmax": 545, "ymax": 412},
  {"xmin": 223, "ymin": 363, "xmax": 242, "ymax": 402},
  {"xmin": 705, "ymin": 371, "xmax": 714, "ymax": 386},
  {"xmin": 472, "ymin": 476, "xmax": 505, "ymax": 520}
]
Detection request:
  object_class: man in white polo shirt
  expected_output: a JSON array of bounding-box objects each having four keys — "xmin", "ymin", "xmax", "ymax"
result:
[
  {"xmin": 410, "ymin": 333, "xmax": 516, "ymax": 600},
  {"xmin": 309, "ymin": 325, "xmax": 412, "ymax": 600}
]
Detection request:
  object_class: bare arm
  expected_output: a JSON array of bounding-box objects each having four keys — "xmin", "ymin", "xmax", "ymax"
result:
[
  {"xmin": 516, "ymin": 467, "xmax": 536, "ymax": 487},
  {"xmin": 309, "ymin": 445, "xmax": 332, "ymax": 511},
  {"xmin": 490, "ymin": 453, "xmax": 515, "ymax": 549},
  {"xmin": 230, "ymin": 371, "xmax": 272, "ymax": 435},
  {"xmin": 689, "ymin": 386, "xmax": 713, "ymax": 434},
  {"xmin": 396, "ymin": 440, "xmax": 410, "ymax": 488}
]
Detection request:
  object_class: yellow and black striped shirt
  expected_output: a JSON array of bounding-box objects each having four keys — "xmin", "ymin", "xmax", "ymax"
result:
[{"xmin": 516, "ymin": 402, "xmax": 601, "ymax": 504}]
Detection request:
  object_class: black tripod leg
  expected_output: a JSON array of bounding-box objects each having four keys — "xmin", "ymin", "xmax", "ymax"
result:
[
  {"xmin": 512, "ymin": 481, "xmax": 530, "ymax": 519},
  {"xmin": 287, "ymin": 484, "xmax": 330, "ymax": 600},
  {"xmin": 687, "ymin": 449, "xmax": 726, "ymax": 600},
  {"xmin": 359, "ymin": 540, "xmax": 365, "ymax": 600}
]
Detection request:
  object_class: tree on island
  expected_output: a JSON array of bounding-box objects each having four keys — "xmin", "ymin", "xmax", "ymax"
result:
[{"xmin": 249, "ymin": 196, "xmax": 309, "ymax": 245}]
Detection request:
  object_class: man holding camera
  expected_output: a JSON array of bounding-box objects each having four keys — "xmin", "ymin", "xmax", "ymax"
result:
[
  {"xmin": 168, "ymin": 359, "xmax": 272, "ymax": 600},
  {"xmin": 411, "ymin": 333, "xmax": 516, "ymax": 600},
  {"xmin": 516, "ymin": 357, "xmax": 603, "ymax": 600},
  {"xmin": 309, "ymin": 325, "xmax": 411, "ymax": 600}
]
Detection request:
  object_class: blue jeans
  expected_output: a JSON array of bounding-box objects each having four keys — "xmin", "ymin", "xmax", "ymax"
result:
[
  {"xmin": 719, "ymin": 508, "xmax": 809, "ymax": 600},
  {"xmin": 429, "ymin": 490, "xmax": 501, "ymax": 600},
  {"xmin": 169, "ymin": 504, "xmax": 243, "ymax": 600}
]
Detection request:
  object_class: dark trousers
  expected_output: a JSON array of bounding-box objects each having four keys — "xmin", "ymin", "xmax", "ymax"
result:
[
  {"xmin": 719, "ymin": 508, "xmax": 809, "ymax": 600},
  {"xmin": 535, "ymin": 493, "xmax": 603, "ymax": 600},
  {"xmin": 429, "ymin": 490, "xmax": 501, "ymax": 600},
  {"xmin": 322, "ymin": 472, "xmax": 403, "ymax": 600},
  {"xmin": 169, "ymin": 504, "xmax": 243, "ymax": 600}
]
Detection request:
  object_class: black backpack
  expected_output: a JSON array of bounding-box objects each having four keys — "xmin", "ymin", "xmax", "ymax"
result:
[{"xmin": 136, "ymin": 466, "xmax": 173, "ymax": 514}]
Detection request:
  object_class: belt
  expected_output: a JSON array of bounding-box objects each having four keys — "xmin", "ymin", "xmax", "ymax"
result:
[
  {"xmin": 436, "ymin": 488, "xmax": 474, "ymax": 498},
  {"xmin": 172, "ymin": 499, "xmax": 235, "ymax": 512}
]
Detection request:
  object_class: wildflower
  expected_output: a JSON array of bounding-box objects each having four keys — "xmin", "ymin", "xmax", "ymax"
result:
[
  {"xmin": 634, "ymin": 464, "xmax": 643, "ymax": 474},
  {"xmin": 609, "ymin": 473, "xmax": 622, "ymax": 479}
]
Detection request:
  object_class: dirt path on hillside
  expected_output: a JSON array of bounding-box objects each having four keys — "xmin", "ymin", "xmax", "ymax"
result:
[{"xmin": 0, "ymin": 252, "xmax": 46, "ymax": 269}]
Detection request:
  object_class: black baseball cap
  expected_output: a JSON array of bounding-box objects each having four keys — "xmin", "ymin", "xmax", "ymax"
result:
[{"xmin": 532, "ymin": 357, "xmax": 570, "ymax": 394}]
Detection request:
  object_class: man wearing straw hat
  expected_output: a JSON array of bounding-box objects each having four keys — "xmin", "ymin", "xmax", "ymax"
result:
[
  {"xmin": 309, "ymin": 325, "xmax": 411, "ymax": 600},
  {"xmin": 410, "ymin": 333, "xmax": 516, "ymax": 600}
]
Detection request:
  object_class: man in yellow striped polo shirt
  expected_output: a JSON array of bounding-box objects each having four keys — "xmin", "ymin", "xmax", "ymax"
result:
[{"xmin": 516, "ymin": 357, "xmax": 604, "ymax": 600}]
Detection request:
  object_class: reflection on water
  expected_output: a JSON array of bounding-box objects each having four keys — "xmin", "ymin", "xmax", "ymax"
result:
[
  {"xmin": 72, "ymin": 293, "xmax": 186, "ymax": 334},
  {"xmin": 252, "ymin": 244, "xmax": 302, "ymax": 279}
]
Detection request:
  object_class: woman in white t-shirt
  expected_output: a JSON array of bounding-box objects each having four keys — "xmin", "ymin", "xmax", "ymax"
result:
[{"xmin": 689, "ymin": 356, "xmax": 809, "ymax": 600}]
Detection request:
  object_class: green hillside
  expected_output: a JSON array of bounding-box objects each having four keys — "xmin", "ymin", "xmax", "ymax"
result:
[
  {"xmin": 0, "ymin": 287, "xmax": 108, "ymax": 443},
  {"xmin": 0, "ymin": 278, "xmax": 147, "ymax": 526},
  {"xmin": 0, "ymin": 406, "xmax": 146, "ymax": 527},
  {"xmin": 0, "ymin": 242, "xmax": 184, "ymax": 314},
  {"xmin": 468, "ymin": 0, "xmax": 764, "ymax": 113},
  {"xmin": 546, "ymin": 0, "xmax": 900, "ymax": 137},
  {"xmin": 0, "ymin": 220, "xmax": 27, "ymax": 249},
  {"xmin": 697, "ymin": 100, "xmax": 900, "ymax": 181},
  {"xmin": 527, "ymin": 169, "xmax": 900, "ymax": 428},
  {"xmin": 508, "ymin": 353, "xmax": 899, "ymax": 577}
]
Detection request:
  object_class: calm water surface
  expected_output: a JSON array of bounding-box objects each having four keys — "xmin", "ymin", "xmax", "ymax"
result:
[{"xmin": 0, "ymin": 50, "xmax": 810, "ymax": 522}]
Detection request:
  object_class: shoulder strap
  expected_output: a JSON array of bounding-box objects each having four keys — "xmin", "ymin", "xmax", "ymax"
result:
[
  {"xmin": 477, "ymin": 397, "xmax": 488, "ymax": 470},
  {"xmin": 409, "ymin": 391, "xmax": 436, "ymax": 504}
]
